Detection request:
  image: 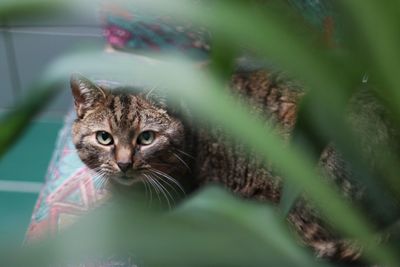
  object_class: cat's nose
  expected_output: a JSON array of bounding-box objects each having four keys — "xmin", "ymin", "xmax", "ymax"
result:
[{"xmin": 117, "ymin": 161, "xmax": 132, "ymax": 173}]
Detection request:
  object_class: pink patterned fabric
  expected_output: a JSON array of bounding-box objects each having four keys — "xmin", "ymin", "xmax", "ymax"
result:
[
  {"xmin": 26, "ymin": 111, "xmax": 111, "ymax": 242},
  {"xmin": 100, "ymin": 2, "xmax": 211, "ymax": 60}
]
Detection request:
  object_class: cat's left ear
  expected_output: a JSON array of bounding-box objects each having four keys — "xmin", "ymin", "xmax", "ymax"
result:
[{"xmin": 70, "ymin": 73, "xmax": 107, "ymax": 118}]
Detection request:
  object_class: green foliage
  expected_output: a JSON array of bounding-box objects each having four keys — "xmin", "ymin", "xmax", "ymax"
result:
[
  {"xmin": 1, "ymin": 187, "xmax": 328, "ymax": 267},
  {"xmin": 0, "ymin": 82, "xmax": 60, "ymax": 158},
  {"xmin": 1, "ymin": 0, "xmax": 399, "ymax": 266}
]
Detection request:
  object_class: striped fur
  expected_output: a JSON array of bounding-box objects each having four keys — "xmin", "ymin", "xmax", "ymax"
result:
[
  {"xmin": 71, "ymin": 71, "xmax": 396, "ymax": 266},
  {"xmin": 71, "ymin": 74, "xmax": 194, "ymax": 194}
]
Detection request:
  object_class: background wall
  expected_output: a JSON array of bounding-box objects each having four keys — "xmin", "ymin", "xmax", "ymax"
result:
[
  {"xmin": 0, "ymin": 10, "xmax": 104, "ymax": 121},
  {"xmin": 0, "ymin": 11, "xmax": 105, "ymax": 245}
]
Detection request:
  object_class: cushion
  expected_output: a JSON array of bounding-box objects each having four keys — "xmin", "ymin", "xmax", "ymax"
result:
[{"xmin": 25, "ymin": 110, "xmax": 111, "ymax": 242}]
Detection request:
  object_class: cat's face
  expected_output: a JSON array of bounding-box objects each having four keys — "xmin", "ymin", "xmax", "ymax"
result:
[{"xmin": 70, "ymin": 74, "xmax": 190, "ymax": 187}]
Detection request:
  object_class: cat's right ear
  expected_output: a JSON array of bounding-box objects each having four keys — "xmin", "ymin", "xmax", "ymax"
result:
[{"xmin": 70, "ymin": 73, "xmax": 107, "ymax": 119}]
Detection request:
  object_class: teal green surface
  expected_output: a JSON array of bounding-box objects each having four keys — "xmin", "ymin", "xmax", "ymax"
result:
[
  {"xmin": 0, "ymin": 121, "xmax": 62, "ymax": 182},
  {"xmin": 0, "ymin": 192, "xmax": 39, "ymax": 246},
  {"xmin": 0, "ymin": 120, "xmax": 62, "ymax": 244}
]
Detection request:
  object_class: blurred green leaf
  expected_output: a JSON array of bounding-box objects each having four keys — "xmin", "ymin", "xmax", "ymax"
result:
[
  {"xmin": 126, "ymin": 0, "xmax": 400, "ymax": 222},
  {"xmin": 0, "ymin": 82, "xmax": 61, "ymax": 158},
  {"xmin": 0, "ymin": 0, "xmax": 65, "ymax": 18},
  {"xmin": 0, "ymin": 1, "xmax": 399, "ymax": 267},
  {"xmin": 1, "ymin": 187, "xmax": 328, "ymax": 267},
  {"xmin": 336, "ymin": 0, "xmax": 400, "ymax": 113},
  {"xmin": 125, "ymin": 0, "xmax": 399, "ymax": 212},
  {"xmin": 41, "ymin": 50, "xmax": 399, "ymax": 266},
  {"xmin": 334, "ymin": 0, "xmax": 400, "ymax": 201}
]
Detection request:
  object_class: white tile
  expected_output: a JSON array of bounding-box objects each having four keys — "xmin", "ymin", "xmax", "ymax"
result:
[{"xmin": 11, "ymin": 28, "xmax": 104, "ymax": 119}]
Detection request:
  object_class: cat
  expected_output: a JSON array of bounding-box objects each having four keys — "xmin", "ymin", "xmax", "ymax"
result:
[
  {"xmin": 71, "ymin": 75, "xmax": 195, "ymax": 193},
  {"xmin": 70, "ymin": 70, "xmax": 398, "ymax": 266}
]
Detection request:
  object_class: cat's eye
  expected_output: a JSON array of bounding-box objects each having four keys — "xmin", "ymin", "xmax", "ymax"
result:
[
  {"xmin": 96, "ymin": 131, "xmax": 114, "ymax": 145},
  {"xmin": 137, "ymin": 131, "xmax": 155, "ymax": 145}
]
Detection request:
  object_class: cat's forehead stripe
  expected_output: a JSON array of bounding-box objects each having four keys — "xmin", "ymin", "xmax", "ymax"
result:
[
  {"xmin": 109, "ymin": 93, "xmax": 138, "ymax": 128},
  {"xmin": 104, "ymin": 92, "xmax": 174, "ymax": 134},
  {"xmin": 127, "ymin": 95, "xmax": 137, "ymax": 121},
  {"xmin": 120, "ymin": 94, "xmax": 132, "ymax": 120},
  {"xmin": 113, "ymin": 96, "xmax": 123, "ymax": 122}
]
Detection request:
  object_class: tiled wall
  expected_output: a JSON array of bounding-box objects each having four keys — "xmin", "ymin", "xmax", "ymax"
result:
[
  {"xmin": 0, "ymin": 11, "xmax": 106, "ymax": 244},
  {"xmin": 0, "ymin": 11, "xmax": 105, "ymax": 121}
]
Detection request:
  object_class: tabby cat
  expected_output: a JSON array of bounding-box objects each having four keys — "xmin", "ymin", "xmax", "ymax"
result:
[{"xmin": 70, "ymin": 71, "xmax": 397, "ymax": 266}]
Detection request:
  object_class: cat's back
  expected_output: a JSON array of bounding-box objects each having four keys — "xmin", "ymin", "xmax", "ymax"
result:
[{"xmin": 194, "ymin": 70, "xmax": 303, "ymax": 202}]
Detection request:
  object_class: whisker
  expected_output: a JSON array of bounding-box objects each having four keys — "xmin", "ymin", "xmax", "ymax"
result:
[
  {"xmin": 148, "ymin": 171, "xmax": 180, "ymax": 197},
  {"xmin": 172, "ymin": 152, "xmax": 191, "ymax": 172},
  {"xmin": 99, "ymin": 176, "xmax": 110, "ymax": 190},
  {"xmin": 141, "ymin": 176, "xmax": 148, "ymax": 199},
  {"xmin": 150, "ymin": 173, "xmax": 175, "ymax": 201},
  {"xmin": 94, "ymin": 175, "xmax": 106, "ymax": 188},
  {"xmin": 87, "ymin": 168, "xmax": 111, "ymax": 190},
  {"xmin": 149, "ymin": 168, "xmax": 186, "ymax": 196},
  {"xmin": 140, "ymin": 175, "xmax": 151, "ymax": 206},
  {"xmin": 174, "ymin": 148, "xmax": 195, "ymax": 159},
  {"xmin": 150, "ymin": 174, "xmax": 173, "ymax": 209},
  {"xmin": 84, "ymin": 173, "xmax": 101, "ymax": 187},
  {"xmin": 146, "ymin": 175, "xmax": 162, "ymax": 204},
  {"xmin": 145, "ymin": 86, "xmax": 157, "ymax": 100},
  {"xmin": 144, "ymin": 177, "xmax": 154, "ymax": 206}
]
